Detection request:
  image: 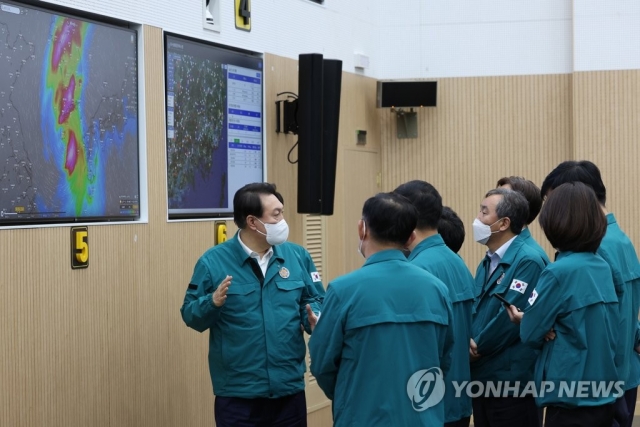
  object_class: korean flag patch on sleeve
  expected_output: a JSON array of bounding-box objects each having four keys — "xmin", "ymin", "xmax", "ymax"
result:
[
  {"xmin": 311, "ymin": 272, "xmax": 322, "ymax": 282},
  {"xmin": 509, "ymin": 279, "xmax": 528, "ymax": 294},
  {"xmin": 528, "ymin": 289, "xmax": 539, "ymax": 306}
]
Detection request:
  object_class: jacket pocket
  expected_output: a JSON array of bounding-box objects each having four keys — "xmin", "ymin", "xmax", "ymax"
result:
[
  {"xmin": 222, "ymin": 282, "xmax": 259, "ymax": 315},
  {"xmin": 273, "ymin": 280, "xmax": 306, "ymax": 347},
  {"xmin": 275, "ymin": 280, "xmax": 305, "ymax": 292},
  {"xmin": 226, "ymin": 283, "xmax": 258, "ymax": 295}
]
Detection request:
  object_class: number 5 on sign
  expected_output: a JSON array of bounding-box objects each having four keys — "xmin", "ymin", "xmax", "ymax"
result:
[
  {"xmin": 71, "ymin": 226, "xmax": 89, "ymax": 269},
  {"xmin": 235, "ymin": 0, "xmax": 251, "ymax": 31}
]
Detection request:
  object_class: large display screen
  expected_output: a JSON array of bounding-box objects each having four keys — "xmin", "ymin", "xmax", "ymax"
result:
[
  {"xmin": 164, "ymin": 33, "xmax": 263, "ymax": 220},
  {"xmin": 0, "ymin": 1, "xmax": 140, "ymax": 225}
]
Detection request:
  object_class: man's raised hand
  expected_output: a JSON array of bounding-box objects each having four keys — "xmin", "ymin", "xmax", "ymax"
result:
[{"xmin": 213, "ymin": 275, "xmax": 232, "ymax": 307}]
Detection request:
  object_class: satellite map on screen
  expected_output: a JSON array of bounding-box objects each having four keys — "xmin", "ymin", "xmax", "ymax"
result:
[{"xmin": 166, "ymin": 52, "xmax": 227, "ymax": 210}]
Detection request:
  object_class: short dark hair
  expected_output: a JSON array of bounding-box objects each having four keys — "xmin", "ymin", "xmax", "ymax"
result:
[
  {"xmin": 362, "ymin": 192, "xmax": 418, "ymax": 246},
  {"xmin": 438, "ymin": 206, "xmax": 465, "ymax": 253},
  {"xmin": 484, "ymin": 188, "xmax": 528, "ymax": 235},
  {"xmin": 393, "ymin": 180, "xmax": 443, "ymax": 230},
  {"xmin": 497, "ymin": 176, "xmax": 542, "ymax": 225},
  {"xmin": 540, "ymin": 160, "xmax": 606, "ymax": 205},
  {"xmin": 538, "ymin": 181, "xmax": 606, "ymax": 252},
  {"xmin": 233, "ymin": 182, "xmax": 284, "ymax": 229}
]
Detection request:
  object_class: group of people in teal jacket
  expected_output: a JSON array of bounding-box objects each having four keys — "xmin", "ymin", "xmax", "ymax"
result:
[
  {"xmin": 501, "ymin": 162, "xmax": 640, "ymax": 427},
  {"xmin": 181, "ymin": 160, "xmax": 640, "ymax": 427}
]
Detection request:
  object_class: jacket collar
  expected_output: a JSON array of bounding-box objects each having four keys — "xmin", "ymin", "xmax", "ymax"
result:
[
  {"xmin": 364, "ymin": 249, "xmax": 408, "ymax": 267},
  {"xmin": 519, "ymin": 227, "xmax": 532, "ymax": 240},
  {"xmin": 490, "ymin": 234, "xmax": 524, "ymax": 267},
  {"xmin": 408, "ymin": 234, "xmax": 446, "ymax": 261},
  {"xmin": 555, "ymin": 250, "xmax": 576, "ymax": 261}
]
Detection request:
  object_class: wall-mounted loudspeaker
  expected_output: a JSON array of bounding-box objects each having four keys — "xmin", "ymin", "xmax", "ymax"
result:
[
  {"xmin": 376, "ymin": 81, "xmax": 437, "ymax": 108},
  {"xmin": 297, "ymin": 53, "xmax": 342, "ymax": 215}
]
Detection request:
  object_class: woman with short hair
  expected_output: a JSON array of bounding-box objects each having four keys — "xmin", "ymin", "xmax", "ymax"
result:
[{"xmin": 506, "ymin": 181, "xmax": 619, "ymax": 427}]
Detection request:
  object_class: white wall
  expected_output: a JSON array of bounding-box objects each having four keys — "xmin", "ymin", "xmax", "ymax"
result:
[
  {"xmin": 574, "ymin": 0, "xmax": 640, "ymax": 72},
  {"xmin": 377, "ymin": 0, "xmax": 573, "ymax": 79},
  {"xmin": 42, "ymin": 0, "xmax": 382, "ymax": 76}
]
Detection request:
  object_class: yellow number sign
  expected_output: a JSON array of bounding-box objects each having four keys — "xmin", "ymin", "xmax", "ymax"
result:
[
  {"xmin": 235, "ymin": 0, "xmax": 251, "ymax": 31},
  {"xmin": 215, "ymin": 221, "xmax": 227, "ymax": 245},
  {"xmin": 71, "ymin": 226, "xmax": 89, "ymax": 269}
]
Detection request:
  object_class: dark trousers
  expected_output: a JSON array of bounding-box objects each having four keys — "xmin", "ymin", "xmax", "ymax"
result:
[
  {"xmin": 545, "ymin": 403, "xmax": 614, "ymax": 427},
  {"xmin": 472, "ymin": 396, "xmax": 541, "ymax": 427},
  {"xmin": 445, "ymin": 416, "xmax": 471, "ymax": 427},
  {"xmin": 214, "ymin": 391, "xmax": 307, "ymax": 427},
  {"xmin": 612, "ymin": 387, "xmax": 638, "ymax": 427}
]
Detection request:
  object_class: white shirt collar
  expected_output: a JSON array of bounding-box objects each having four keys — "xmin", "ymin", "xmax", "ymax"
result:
[{"xmin": 238, "ymin": 230, "xmax": 273, "ymax": 261}]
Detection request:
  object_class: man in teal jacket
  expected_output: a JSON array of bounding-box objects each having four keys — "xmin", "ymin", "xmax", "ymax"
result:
[
  {"xmin": 497, "ymin": 176, "xmax": 550, "ymax": 265},
  {"xmin": 438, "ymin": 206, "xmax": 466, "ymax": 254},
  {"xmin": 310, "ymin": 192, "xmax": 454, "ymax": 427},
  {"xmin": 470, "ymin": 188, "xmax": 545, "ymax": 427},
  {"xmin": 395, "ymin": 180, "xmax": 475, "ymax": 427},
  {"xmin": 541, "ymin": 160, "xmax": 640, "ymax": 427},
  {"xmin": 180, "ymin": 182, "xmax": 324, "ymax": 427}
]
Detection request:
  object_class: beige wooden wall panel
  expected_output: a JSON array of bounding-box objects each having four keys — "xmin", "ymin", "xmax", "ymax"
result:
[
  {"xmin": 328, "ymin": 71, "xmax": 382, "ymax": 279},
  {"xmin": 573, "ymin": 70, "xmax": 640, "ymax": 249},
  {"xmin": 381, "ymin": 75, "xmax": 573, "ymax": 270},
  {"xmin": 264, "ymin": 54, "xmax": 304, "ymax": 246},
  {"xmin": 342, "ymin": 149, "xmax": 382, "ymax": 274},
  {"xmin": 0, "ymin": 226, "xmax": 115, "ymax": 427}
]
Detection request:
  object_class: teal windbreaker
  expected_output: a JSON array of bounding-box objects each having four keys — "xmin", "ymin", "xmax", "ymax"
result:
[
  {"xmin": 521, "ymin": 251, "xmax": 621, "ymax": 407},
  {"xmin": 471, "ymin": 237, "xmax": 545, "ymax": 391},
  {"xmin": 310, "ymin": 250, "xmax": 454, "ymax": 427},
  {"xmin": 597, "ymin": 213, "xmax": 640, "ymax": 390},
  {"xmin": 180, "ymin": 232, "xmax": 324, "ymax": 398},
  {"xmin": 408, "ymin": 234, "xmax": 475, "ymax": 423}
]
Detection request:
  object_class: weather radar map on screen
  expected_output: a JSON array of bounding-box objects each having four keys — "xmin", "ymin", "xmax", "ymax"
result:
[
  {"xmin": 0, "ymin": 1, "xmax": 139, "ymax": 225},
  {"xmin": 165, "ymin": 33, "xmax": 263, "ymax": 219}
]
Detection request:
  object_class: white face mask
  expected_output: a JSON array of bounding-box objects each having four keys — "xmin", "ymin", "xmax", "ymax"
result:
[
  {"xmin": 256, "ymin": 218, "xmax": 289, "ymax": 246},
  {"xmin": 472, "ymin": 218, "xmax": 503, "ymax": 245},
  {"xmin": 357, "ymin": 221, "xmax": 366, "ymax": 259}
]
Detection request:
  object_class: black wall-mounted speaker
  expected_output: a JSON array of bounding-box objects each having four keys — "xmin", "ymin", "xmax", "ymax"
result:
[
  {"xmin": 297, "ymin": 53, "xmax": 342, "ymax": 215},
  {"xmin": 376, "ymin": 81, "xmax": 437, "ymax": 108},
  {"xmin": 320, "ymin": 59, "xmax": 341, "ymax": 215}
]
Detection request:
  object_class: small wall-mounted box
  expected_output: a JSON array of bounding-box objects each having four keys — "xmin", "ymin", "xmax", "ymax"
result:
[
  {"xmin": 354, "ymin": 53, "xmax": 370, "ymax": 70},
  {"xmin": 203, "ymin": 0, "xmax": 221, "ymax": 32}
]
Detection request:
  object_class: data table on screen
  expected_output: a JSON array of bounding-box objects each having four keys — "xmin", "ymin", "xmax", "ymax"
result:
[{"xmin": 227, "ymin": 65, "xmax": 262, "ymax": 187}]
